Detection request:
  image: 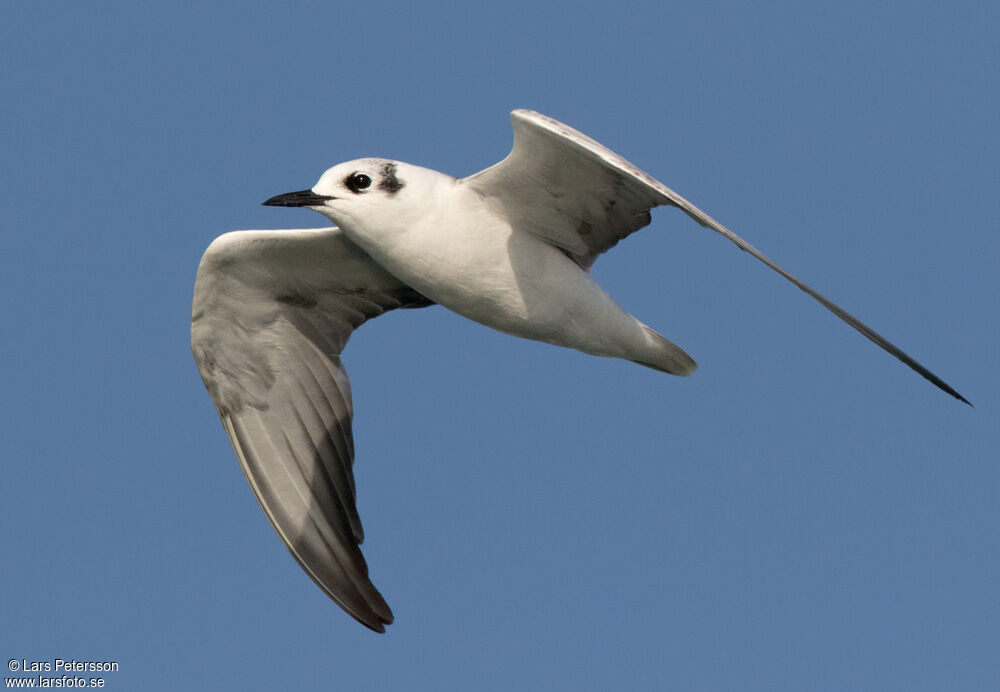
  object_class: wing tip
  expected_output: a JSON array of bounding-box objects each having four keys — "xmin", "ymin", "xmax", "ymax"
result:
[
  {"xmin": 343, "ymin": 592, "xmax": 394, "ymax": 633},
  {"xmin": 307, "ymin": 565, "xmax": 396, "ymax": 633},
  {"xmin": 357, "ymin": 611, "xmax": 393, "ymax": 634},
  {"xmin": 936, "ymin": 381, "xmax": 972, "ymax": 407}
]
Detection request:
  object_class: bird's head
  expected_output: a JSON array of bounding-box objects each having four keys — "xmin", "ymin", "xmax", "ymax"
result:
[{"xmin": 263, "ymin": 158, "xmax": 447, "ymax": 237}]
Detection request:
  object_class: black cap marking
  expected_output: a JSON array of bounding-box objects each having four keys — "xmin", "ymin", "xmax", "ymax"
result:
[{"xmin": 378, "ymin": 163, "xmax": 404, "ymax": 194}]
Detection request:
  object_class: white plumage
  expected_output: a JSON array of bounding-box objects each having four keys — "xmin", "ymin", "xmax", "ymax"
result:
[{"xmin": 191, "ymin": 110, "xmax": 966, "ymax": 632}]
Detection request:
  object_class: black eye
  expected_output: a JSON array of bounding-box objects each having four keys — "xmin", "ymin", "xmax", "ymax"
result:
[{"xmin": 345, "ymin": 173, "xmax": 372, "ymax": 193}]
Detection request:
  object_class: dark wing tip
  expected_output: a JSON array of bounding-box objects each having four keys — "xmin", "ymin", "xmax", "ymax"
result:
[
  {"xmin": 922, "ymin": 372, "xmax": 972, "ymax": 406},
  {"xmin": 363, "ymin": 618, "xmax": 389, "ymax": 634},
  {"xmin": 928, "ymin": 376, "xmax": 971, "ymax": 406},
  {"xmin": 664, "ymin": 205, "xmax": 971, "ymax": 408},
  {"xmin": 884, "ymin": 340, "xmax": 970, "ymax": 405},
  {"xmin": 355, "ymin": 608, "xmax": 393, "ymax": 634}
]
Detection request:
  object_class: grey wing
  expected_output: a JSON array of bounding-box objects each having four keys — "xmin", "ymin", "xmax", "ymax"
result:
[
  {"xmin": 191, "ymin": 227, "xmax": 431, "ymax": 632},
  {"xmin": 463, "ymin": 110, "xmax": 968, "ymax": 405},
  {"xmin": 463, "ymin": 110, "xmax": 664, "ymax": 268}
]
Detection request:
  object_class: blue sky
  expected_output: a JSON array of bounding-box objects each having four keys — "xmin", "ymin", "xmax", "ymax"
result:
[{"xmin": 2, "ymin": 1, "xmax": 997, "ymax": 689}]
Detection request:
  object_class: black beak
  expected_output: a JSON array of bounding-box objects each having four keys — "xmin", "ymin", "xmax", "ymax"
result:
[{"xmin": 262, "ymin": 189, "xmax": 334, "ymax": 207}]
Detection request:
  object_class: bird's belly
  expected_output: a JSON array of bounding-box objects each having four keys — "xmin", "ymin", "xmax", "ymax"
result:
[
  {"xmin": 349, "ymin": 216, "xmax": 639, "ymax": 355},
  {"xmin": 385, "ymin": 223, "xmax": 555, "ymax": 335}
]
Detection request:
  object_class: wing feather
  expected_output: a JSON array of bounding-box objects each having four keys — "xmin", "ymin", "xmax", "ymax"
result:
[
  {"xmin": 464, "ymin": 110, "xmax": 968, "ymax": 404},
  {"xmin": 192, "ymin": 227, "xmax": 431, "ymax": 632}
]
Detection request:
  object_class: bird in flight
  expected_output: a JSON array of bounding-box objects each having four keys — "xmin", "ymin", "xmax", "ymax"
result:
[{"xmin": 191, "ymin": 110, "xmax": 967, "ymax": 632}]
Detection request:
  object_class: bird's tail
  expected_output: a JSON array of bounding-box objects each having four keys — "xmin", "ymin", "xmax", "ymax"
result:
[{"xmin": 628, "ymin": 325, "xmax": 697, "ymax": 376}]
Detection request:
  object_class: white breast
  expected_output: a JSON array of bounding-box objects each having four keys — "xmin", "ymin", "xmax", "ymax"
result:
[{"xmin": 341, "ymin": 182, "xmax": 651, "ymax": 359}]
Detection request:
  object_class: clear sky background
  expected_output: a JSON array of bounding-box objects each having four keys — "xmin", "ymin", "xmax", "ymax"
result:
[{"xmin": 2, "ymin": 2, "xmax": 998, "ymax": 690}]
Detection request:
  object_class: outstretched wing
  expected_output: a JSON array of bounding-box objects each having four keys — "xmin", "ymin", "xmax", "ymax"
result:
[
  {"xmin": 191, "ymin": 227, "xmax": 431, "ymax": 632},
  {"xmin": 464, "ymin": 110, "xmax": 968, "ymax": 404}
]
